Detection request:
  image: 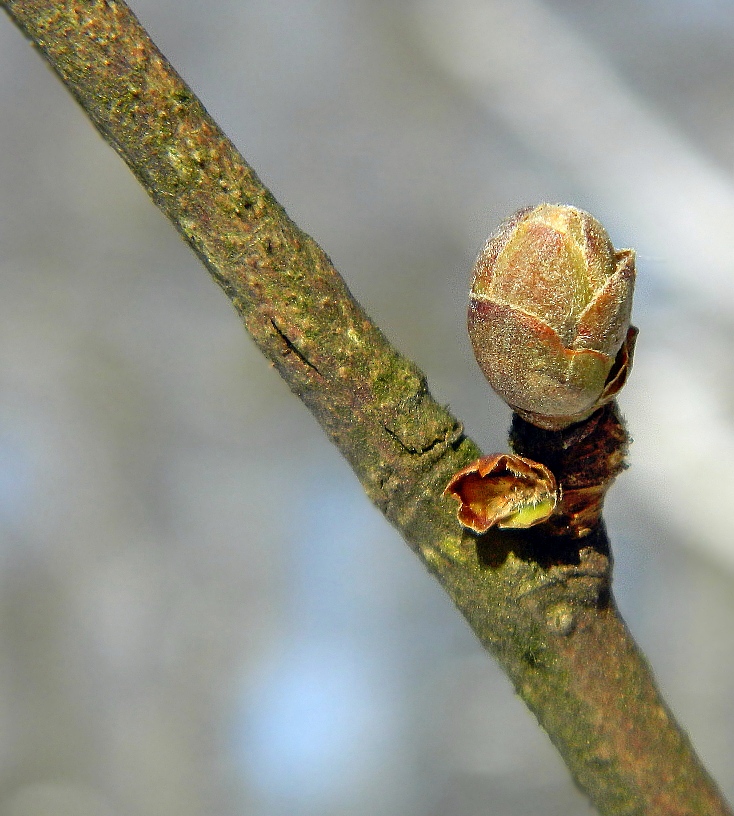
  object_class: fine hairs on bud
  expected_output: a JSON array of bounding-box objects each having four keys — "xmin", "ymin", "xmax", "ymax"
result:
[{"xmin": 468, "ymin": 204, "xmax": 637, "ymax": 430}]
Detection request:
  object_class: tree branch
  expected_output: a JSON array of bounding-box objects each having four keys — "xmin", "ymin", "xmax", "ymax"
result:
[{"xmin": 1, "ymin": 1, "xmax": 730, "ymax": 813}]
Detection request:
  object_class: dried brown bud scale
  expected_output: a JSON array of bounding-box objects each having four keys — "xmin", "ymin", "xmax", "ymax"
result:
[
  {"xmin": 443, "ymin": 453, "xmax": 557, "ymax": 534},
  {"xmin": 509, "ymin": 403, "xmax": 630, "ymax": 538}
]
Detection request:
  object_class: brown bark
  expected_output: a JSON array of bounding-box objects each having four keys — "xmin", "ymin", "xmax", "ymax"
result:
[{"xmin": 0, "ymin": 1, "xmax": 730, "ymax": 813}]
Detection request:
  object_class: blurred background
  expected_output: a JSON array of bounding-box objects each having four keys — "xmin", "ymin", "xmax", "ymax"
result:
[{"xmin": 1, "ymin": 0, "xmax": 734, "ymax": 813}]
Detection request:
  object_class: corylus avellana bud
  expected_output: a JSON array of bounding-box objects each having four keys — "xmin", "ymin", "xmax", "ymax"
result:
[
  {"xmin": 444, "ymin": 453, "xmax": 557, "ymax": 533},
  {"xmin": 469, "ymin": 204, "xmax": 637, "ymax": 430}
]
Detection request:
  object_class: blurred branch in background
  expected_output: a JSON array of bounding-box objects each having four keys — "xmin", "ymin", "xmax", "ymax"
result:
[{"xmin": 0, "ymin": 3, "xmax": 732, "ymax": 812}]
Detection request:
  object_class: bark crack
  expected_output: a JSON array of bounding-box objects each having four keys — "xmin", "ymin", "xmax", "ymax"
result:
[{"xmin": 270, "ymin": 318, "xmax": 323, "ymax": 378}]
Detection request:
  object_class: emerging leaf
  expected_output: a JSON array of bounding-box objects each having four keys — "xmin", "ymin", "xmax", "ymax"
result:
[{"xmin": 444, "ymin": 454, "xmax": 557, "ymax": 533}]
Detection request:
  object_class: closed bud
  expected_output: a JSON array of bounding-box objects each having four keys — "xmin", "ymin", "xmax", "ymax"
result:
[{"xmin": 469, "ymin": 204, "xmax": 636, "ymax": 430}]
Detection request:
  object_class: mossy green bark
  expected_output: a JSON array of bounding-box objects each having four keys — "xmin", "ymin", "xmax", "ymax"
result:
[{"xmin": 1, "ymin": 2, "xmax": 731, "ymax": 814}]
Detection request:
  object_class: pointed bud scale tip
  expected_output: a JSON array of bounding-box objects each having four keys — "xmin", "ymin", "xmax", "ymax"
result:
[{"xmin": 469, "ymin": 204, "xmax": 637, "ymax": 430}]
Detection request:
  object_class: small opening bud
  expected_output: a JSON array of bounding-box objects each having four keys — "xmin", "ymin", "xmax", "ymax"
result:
[{"xmin": 444, "ymin": 454, "xmax": 557, "ymax": 534}]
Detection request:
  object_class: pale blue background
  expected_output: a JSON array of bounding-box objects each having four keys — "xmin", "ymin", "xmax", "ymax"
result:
[{"xmin": 1, "ymin": 1, "xmax": 733, "ymax": 814}]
